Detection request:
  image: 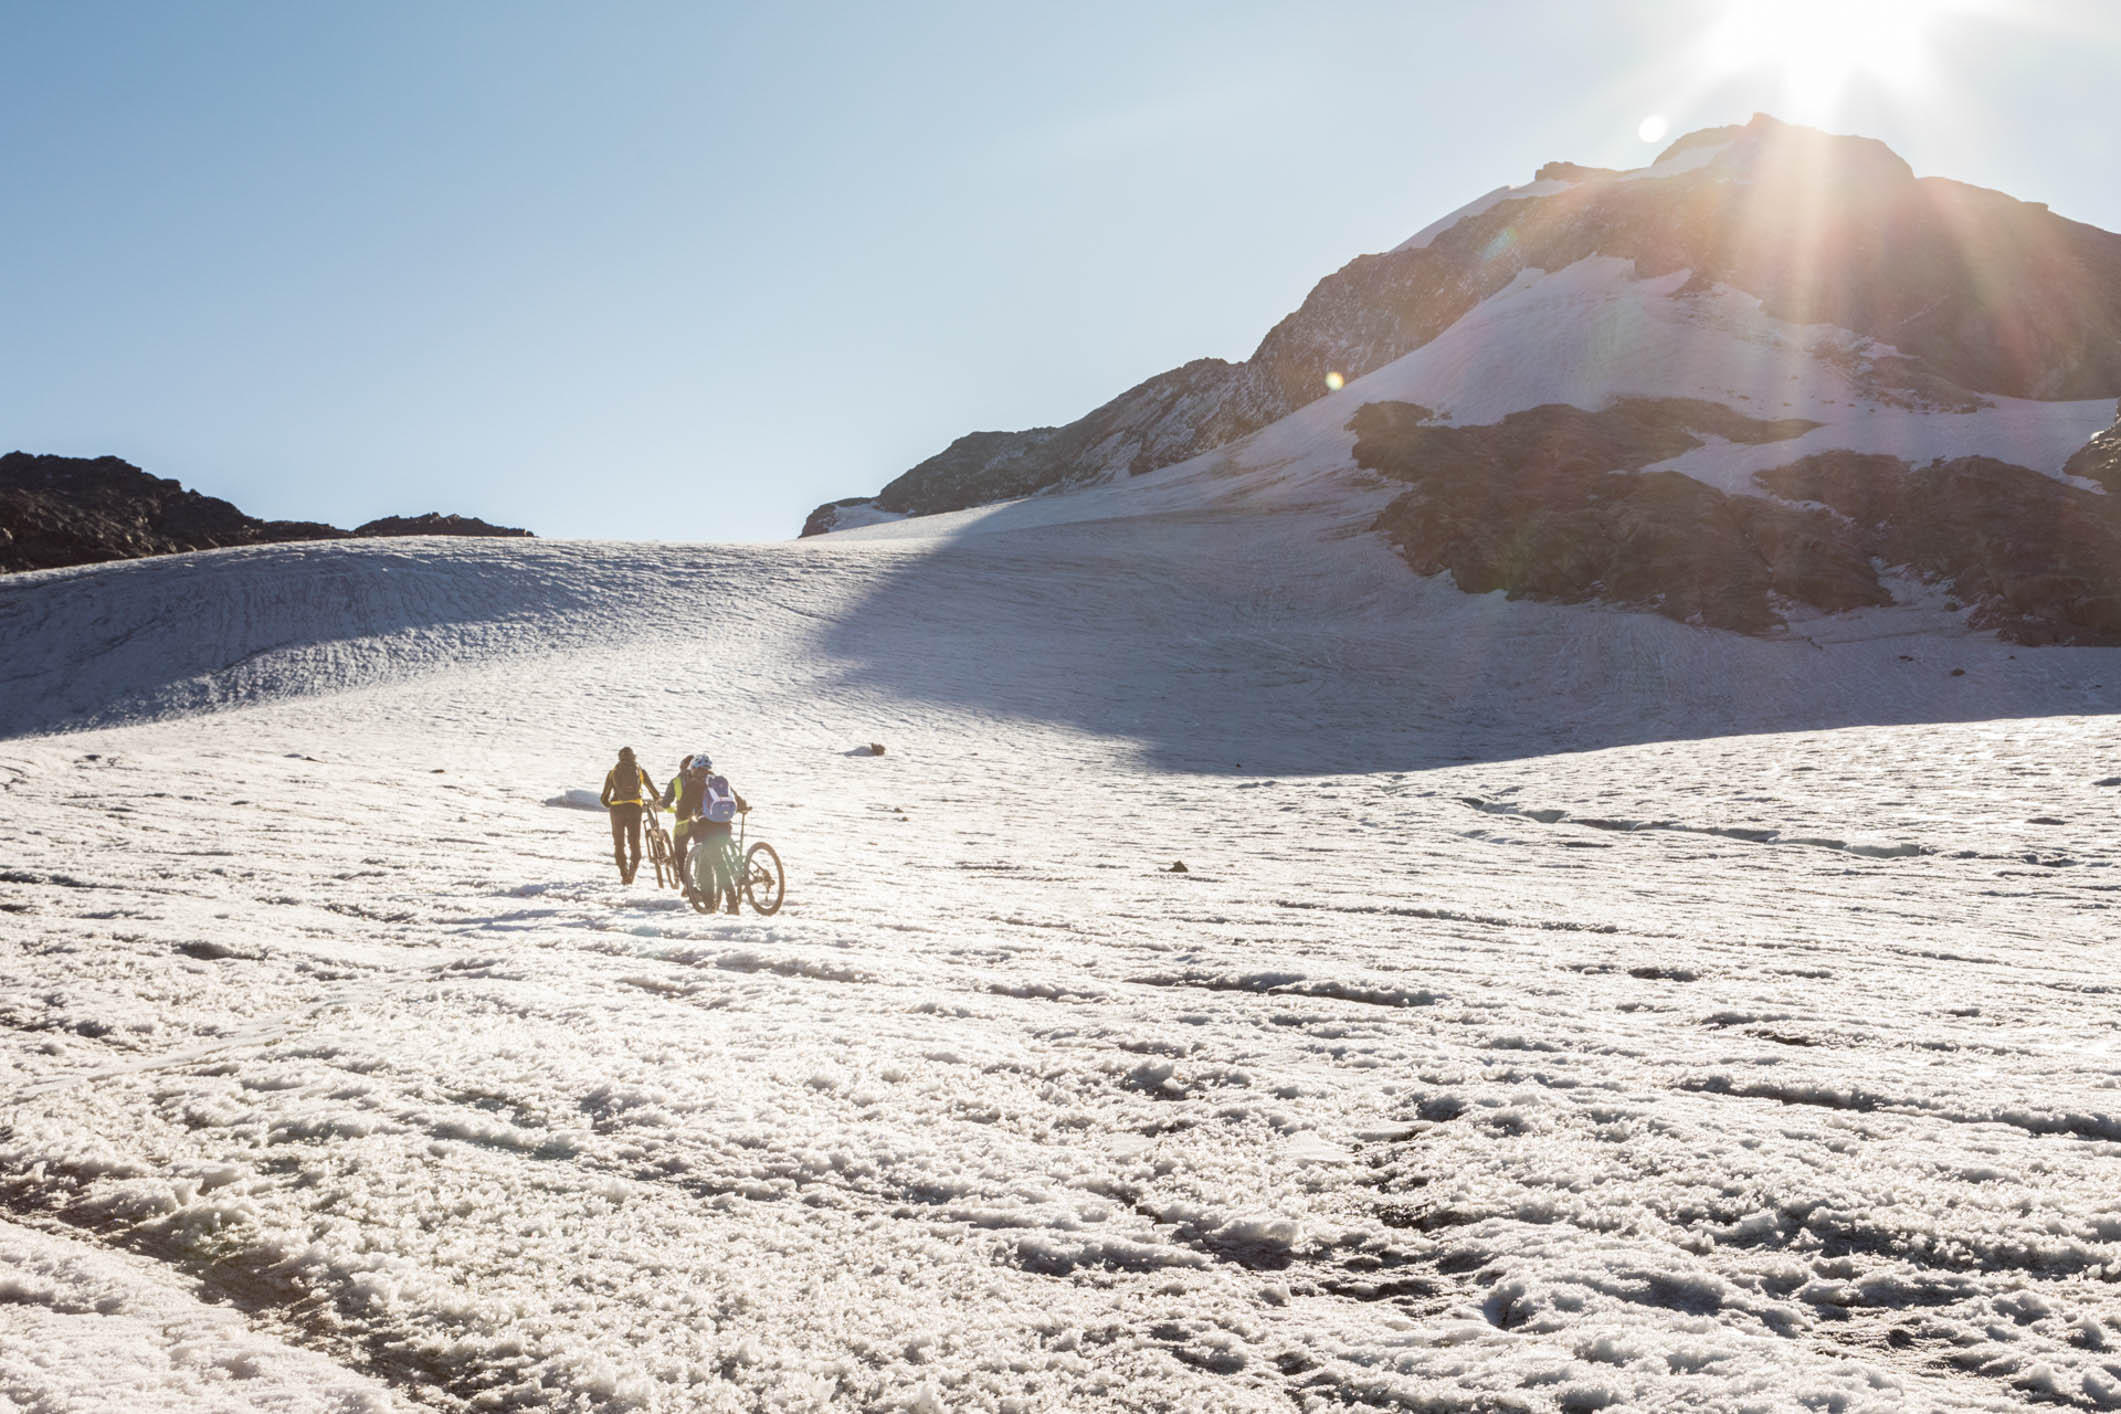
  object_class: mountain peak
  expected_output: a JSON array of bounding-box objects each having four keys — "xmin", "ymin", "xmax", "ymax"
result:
[{"xmin": 1650, "ymin": 112, "xmax": 1914, "ymax": 186}]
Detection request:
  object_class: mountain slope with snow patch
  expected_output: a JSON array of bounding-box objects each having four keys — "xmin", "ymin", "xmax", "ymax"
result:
[{"xmin": 804, "ymin": 115, "xmax": 2121, "ymax": 643}]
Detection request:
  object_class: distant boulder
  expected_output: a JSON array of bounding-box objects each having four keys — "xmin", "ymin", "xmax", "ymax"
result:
[{"xmin": 353, "ymin": 512, "xmax": 533, "ymax": 539}]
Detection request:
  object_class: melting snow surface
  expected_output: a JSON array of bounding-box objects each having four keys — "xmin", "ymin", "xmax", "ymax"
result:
[{"xmin": 2, "ymin": 513, "xmax": 2120, "ymax": 1411}]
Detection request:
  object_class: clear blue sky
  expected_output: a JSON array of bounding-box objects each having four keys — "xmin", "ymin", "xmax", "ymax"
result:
[{"xmin": 5, "ymin": 1, "xmax": 2116, "ymax": 541}]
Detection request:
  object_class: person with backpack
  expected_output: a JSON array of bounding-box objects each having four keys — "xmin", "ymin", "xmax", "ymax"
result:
[
  {"xmin": 599, "ymin": 746, "xmax": 659, "ymax": 884},
  {"xmin": 661, "ymin": 753, "xmax": 749, "ymax": 911}
]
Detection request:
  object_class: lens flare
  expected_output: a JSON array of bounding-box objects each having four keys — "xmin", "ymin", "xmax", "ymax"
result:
[
  {"xmin": 1707, "ymin": 0, "xmax": 1944, "ymax": 116},
  {"xmin": 1324, "ymin": 371, "xmax": 1345, "ymax": 392}
]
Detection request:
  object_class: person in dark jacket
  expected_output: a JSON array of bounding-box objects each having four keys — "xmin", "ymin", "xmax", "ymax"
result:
[
  {"xmin": 661, "ymin": 752, "xmax": 749, "ymax": 911},
  {"xmin": 599, "ymin": 747, "xmax": 658, "ymax": 884}
]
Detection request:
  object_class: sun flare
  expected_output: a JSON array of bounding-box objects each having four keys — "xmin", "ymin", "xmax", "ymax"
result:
[{"xmin": 1708, "ymin": 0, "xmax": 1945, "ymax": 112}]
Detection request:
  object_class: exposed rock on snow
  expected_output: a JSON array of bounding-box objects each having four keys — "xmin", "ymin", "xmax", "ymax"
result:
[
  {"xmin": 1757, "ymin": 451, "xmax": 2121, "ymax": 644},
  {"xmin": 1358, "ymin": 398, "xmax": 2121, "ymax": 642},
  {"xmin": 1356, "ymin": 398, "xmax": 1880, "ymax": 634}
]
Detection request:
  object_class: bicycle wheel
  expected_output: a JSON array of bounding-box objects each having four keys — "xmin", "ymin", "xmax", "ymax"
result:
[
  {"xmin": 743, "ymin": 842, "xmax": 784, "ymax": 916},
  {"xmin": 682, "ymin": 840, "xmax": 719, "ymax": 914},
  {"xmin": 646, "ymin": 827, "xmax": 673, "ymax": 889}
]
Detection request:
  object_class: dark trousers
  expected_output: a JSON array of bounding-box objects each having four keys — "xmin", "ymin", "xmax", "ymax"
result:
[
  {"xmin": 678, "ymin": 823, "xmax": 737, "ymax": 907},
  {"xmin": 608, "ymin": 804, "xmax": 642, "ymax": 879}
]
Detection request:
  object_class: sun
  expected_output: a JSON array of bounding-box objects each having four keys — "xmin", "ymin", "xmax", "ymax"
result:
[{"xmin": 1707, "ymin": 0, "xmax": 1944, "ymax": 112}]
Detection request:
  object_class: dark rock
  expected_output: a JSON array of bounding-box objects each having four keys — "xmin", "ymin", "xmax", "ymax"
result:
[
  {"xmin": 2063, "ymin": 403, "xmax": 2121, "ymax": 493},
  {"xmin": 1358, "ymin": 396, "xmax": 2121, "ymax": 644},
  {"xmin": 802, "ymin": 498, "xmax": 881, "ymax": 537},
  {"xmin": 1168, "ymin": 861, "xmax": 1189, "ymax": 873},
  {"xmin": 0, "ymin": 452, "xmax": 346, "ymax": 574},
  {"xmin": 0, "ymin": 452, "xmax": 531, "ymax": 573},
  {"xmin": 1755, "ymin": 452, "xmax": 2121, "ymax": 644},
  {"xmin": 803, "ymin": 357, "xmax": 1268, "ymax": 530},
  {"xmin": 352, "ymin": 512, "xmax": 531, "ymax": 538},
  {"xmin": 1356, "ymin": 398, "xmax": 1877, "ymax": 634}
]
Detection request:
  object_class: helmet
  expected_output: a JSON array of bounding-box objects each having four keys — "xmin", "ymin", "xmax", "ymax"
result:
[{"xmin": 686, "ymin": 753, "xmax": 712, "ymax": 771}]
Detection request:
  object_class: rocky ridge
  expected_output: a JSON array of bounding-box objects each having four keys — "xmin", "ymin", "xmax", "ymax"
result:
[{"xmin": 0, "ymin": 453, "xmax": 531, "ymax": 575}]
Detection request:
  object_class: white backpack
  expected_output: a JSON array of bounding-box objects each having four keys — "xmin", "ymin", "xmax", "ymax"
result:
[{"xmin": 703, "ymin": 775, "xmax": 737, "ymax": 822}]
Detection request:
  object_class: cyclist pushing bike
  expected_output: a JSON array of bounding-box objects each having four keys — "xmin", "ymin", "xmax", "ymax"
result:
[
  {"xmin": 599, "ymin": 746, "xmax": 658, "ymax": 884},
  {"xmin": 662, "ymin": 753, "xmax": 749, "ymax": 913}
]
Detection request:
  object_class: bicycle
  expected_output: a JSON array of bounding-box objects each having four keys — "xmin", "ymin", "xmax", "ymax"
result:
[
  {"xmin": 681, "ymin": 810, "xmax": 785, "ymax": 916},
  {"xmin": 641, "ymin": 805, "xmax": 677, "ymax": 889}
]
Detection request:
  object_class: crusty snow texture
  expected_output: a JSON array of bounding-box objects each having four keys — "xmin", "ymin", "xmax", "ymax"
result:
[{"xmin": 3, "ymin": 497, "xmax": 2121, "ymax": 1413}]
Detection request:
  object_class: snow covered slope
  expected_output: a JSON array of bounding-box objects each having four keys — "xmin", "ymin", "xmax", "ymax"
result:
[
  {"xmin": 3, "ymin": 522, "xmax": 2120, "ymax": 1410},
  {"xmin": 6, "ymin": 495, "xmax": 2119, "ymax": 766}
]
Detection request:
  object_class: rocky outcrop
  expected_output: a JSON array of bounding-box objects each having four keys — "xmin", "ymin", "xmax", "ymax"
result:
[
  {"xmin": 0, "ymin": 453, "xmax": 532, "ymax": 574},
  {"xmin": 353, "ymin": 512, "xmax": 532, "ymax": 539},
  {"xmin": 1757, "ymin": 452, "xmax": 2121, "ymax": 644},
  {"xmin": 1356, "ymin": 399, "xmax": 1874, "ymax": 635},
  {"xmin": 0, "ymin": 454, "xmax": 344, "ymax": 574},
  {"xmin": 801, "ymin": 498, "xmax": 881, "ymax": 538},
  {"xmin": 856, "ymin": 358, "xmax": 1266, "ymax": 520},
  {"xmin": 1355, "ymin": 399, "xmax": 2121, "ymax": 645},
  {"xmin": 2063, "ymin": 403, "xmax": 2121, "ymax": 493},
  {"xmin": 805, "ymin": 113, "xmax": 2121, "ymax": 534}
]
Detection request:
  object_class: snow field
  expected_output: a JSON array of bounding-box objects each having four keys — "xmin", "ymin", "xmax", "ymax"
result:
[{"xmin": 3, "ymin": 521, "xmax": 2121, "ymax": 1411}]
